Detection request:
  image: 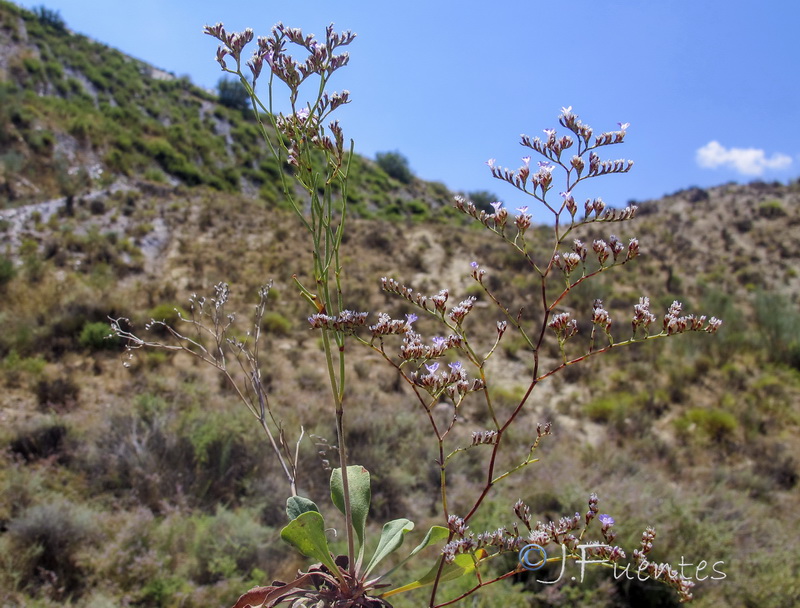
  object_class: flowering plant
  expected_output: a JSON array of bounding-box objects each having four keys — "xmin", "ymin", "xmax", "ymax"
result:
[{"xmin": 114, "ymin": 20, "xmax": 720, "ymax": 607}]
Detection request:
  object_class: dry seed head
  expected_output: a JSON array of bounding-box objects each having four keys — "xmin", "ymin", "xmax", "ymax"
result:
[
  {"xmin": 632, "ymin": 296, "xmax": 657, "ymax": 332},
  {"xmin": 627, "ymin": 237, "xmax": 640, "ymax": 260},
  {"xmin": 448, "ymin": 296, "xmax": 476, "ymax": 325},
  {"xmin": 548, "ymin": 312, "xmax": 578, "ymax": 339},
  {"xmin": 471, "ymin": 430, "xmax": 499, "ymax": 446},
  {"xmin": 593, "ymin": 239, "xmax": 610, "ymax": 265},
  {"xmin": 591, "ymin": 300, "xmax": 612, "ymax": 331},
  {"xmin": 608, "ymin": 234, "xmax": 625, "ymax": 260}
]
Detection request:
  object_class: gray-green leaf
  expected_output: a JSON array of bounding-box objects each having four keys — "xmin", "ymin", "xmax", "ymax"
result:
[
  {"xmin": 286, "ymin": 495, "xmax": 320, "ymax": 521},
  {"xmin": 280, "ymin": 511, "xmax": 339, "ymax": 576},
  {"xmin": 330, "ymin": 465, "xmax": 371, "ymax": 549},
  {"xmin": 364, "ymin": 518, "xmax": 414, "ymax": 576}
]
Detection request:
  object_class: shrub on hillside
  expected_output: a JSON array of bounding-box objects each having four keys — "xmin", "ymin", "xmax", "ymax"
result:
[
  {"xmin": 6, "ymin": 500, "xmax": 99, "ymax": 599},
  {"xmin": 35, "ymin": 375, "xmax": 80, "ymax": 411},
  {"xmin": 0, "ymin": 254, "xmax": 15, "ymax": 287},
  {"xmin": 10, "ymin": 420, "xmax": 68, "ymax": 463},
  {"xmin": 465, "ymin": 189, "xmax": 500, "ymax": 213},
  {"xmin": 375, "ymin": 150, "xmax": 414, "ymax": 183},
  {"xmin": 31, "ymin": 5, "xmax": 66, "ymax": 31},
  {"xmin": 261, "ymin": 311, "xmax": 292, "ymax": 335},
  {"xmin": 217, "ymin": 77, "xmax": 250, "ymax": 111},
  {"xmin": 79, "ymin": 321, "xmax": 121, "ymax": 351}
]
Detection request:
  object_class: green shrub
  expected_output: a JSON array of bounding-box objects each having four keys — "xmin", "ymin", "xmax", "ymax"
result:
[
  {"xmin": 188, "ymin": 507, "xmax": 276, "ymax": 584},
  {"xmin": 31, "ymin": 5, "xmax": 66, "ymax": 31},
  {"xmin": 754, "ymin": 292, "xmax": 800, "ymax": 369},
  {"xmin": 217, "ymin": 77, "xmax": 250, "ymax": 111},
  {"xmin": 375, "ymin": 150, "xmax": 414, "ymax": 183},
  {"xmin": 79, "ymin": 321, "xmax": 120, "ymax": 351},
  {"xmin": 147, "ymin": 303, "xmax": 188, "ymax": 327},
  {"xmin": 28, "ymin": 128, "xmax": 55, "ymax": 154},
  {"xmin": 0, "ymin": 254, "xmax": 15, "ymax": 287},
  {"xmin": 675, "ymin": 407, "xmax": 738, "ymax": 443},
  {"xmin": 584, "ymin": 395, "xmax": 621, "ymax": 422},
  {"xmin": 142, "ymin": 138, "xmax": 203, "ymax": 184},
  {"xmin": 21, "ymin": 56, "xmax": 44, "ymax": 78},
  {"xmin": 143, "ymin": 167, "xmax": 167, "ymax": 182},
  {"xmin": 87, "ymin": 401, "xmax": 261, "ymax": 510},
  {"xmin": 1, "ymin": 351, "xmax": 46, "ymax": 381},
  {"xmin": 757, "ymin": 199, "xmax": 786, "ymax": 218},
  {"xmin": 584, "ymin": 391, "xmax": 645, "ymax": 427},
  {"xmin": 7, "ymin": 500, "xmax": 98, "ymax": 598},
  {"xmin": 466, "ymin": 189, "xmax": 500, "ymax": 213},
  {"xmin": 406, "ymin": 198, "xmax": 429, "ymax": 218},
  {"xmin": 261, "ymin": 311, "xmax": 292, "ymax": 335},
  {"xmin": 139, "ymin": 576, "xmax": 186, "ymax": 608}
]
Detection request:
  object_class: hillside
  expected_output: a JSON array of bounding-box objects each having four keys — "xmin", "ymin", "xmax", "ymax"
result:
[
  {"xmin": 1, "ymin": 3, "xmax": 800, "ymax": 608},
  {"xmin": 0, "ymin": 1, "xmax": 452, "ymax": 218}
]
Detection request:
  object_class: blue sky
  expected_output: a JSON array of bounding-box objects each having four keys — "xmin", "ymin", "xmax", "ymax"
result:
[{"xmin": 17, "ymin": 0, "xmax": 800, "ymax": 221}]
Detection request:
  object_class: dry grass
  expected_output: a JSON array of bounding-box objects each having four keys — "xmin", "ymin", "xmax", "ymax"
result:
[{"xmin": 1, "ymin": 180, "xmax": 799, "ymax": 606}]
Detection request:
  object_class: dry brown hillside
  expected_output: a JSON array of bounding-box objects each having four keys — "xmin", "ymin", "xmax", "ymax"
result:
[{"xmin": 1, "ymin": 176, "xmax": 798, "ymax": 607}]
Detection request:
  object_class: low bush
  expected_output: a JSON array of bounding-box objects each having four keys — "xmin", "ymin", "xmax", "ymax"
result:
[
  {"xmin": 147, "ymin": 302, "xmax": 188, "ymax": 328},
  {"xmin": 675, "ymin": 407, "xmax": 738, "ymax": 444},
  {"xmin": 375, "ymin": 150, "xmax": 414, "ymax": 184},
  {"xmin": 79, "ymin": 320, "xmax": 121, "ymax": 351},
  {"xmin": 35, "ymin": 375, "xmax": 80, "ymax": 411},
  {"xmin": 10, "ymin": 420, "xmax": 68, "ymax": 462},
  {"xmin": 261, "ymin": 311, "xmax": 292, "ymax": 335},
  {"xmin": 0, "ymin": 254, "xmax": 16, "ymax": 287},
  {"xmin": 217, "ymin": 77, "xmax": 250, "ymax": 111},
  {"xmin": 32, "ymin": 5, "xmax": 66, "ymax": 31},
  {"xmin": 1, "ymin": 351, "xmax": 46, "ymax": 387},
  {"xmin": 85, "ymin": 400, "xmax": 263, "ymax": 511},
  {"xmin": 6, "ymin": 500, "xmax": 99, "ymax": 599}
]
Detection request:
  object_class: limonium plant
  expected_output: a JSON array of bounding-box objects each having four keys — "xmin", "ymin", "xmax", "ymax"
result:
[{"xmin": 113, "ymin": 20, "xmax": 721, "ymax": 608}]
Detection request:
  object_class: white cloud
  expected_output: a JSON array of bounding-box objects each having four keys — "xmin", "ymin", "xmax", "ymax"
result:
[{"xmin": 695, "ymin": 141, "xmax": 792, "ymax": 176}]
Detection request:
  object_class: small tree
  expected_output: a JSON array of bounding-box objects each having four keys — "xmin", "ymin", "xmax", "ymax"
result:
[
  {"xmin": 465, "ymin": 189, "xmax": 500, "ymax": 213},
  {"xmin": 376, "ymin": 150, "xmax": 414, "ymax": 183},
  {"xmin": 217, "ymin": 77, "xmax": 250, "ymax": 111},
  {"xmin": 32, "ymin": 5, "xmax": 66, "ymax": 31}
]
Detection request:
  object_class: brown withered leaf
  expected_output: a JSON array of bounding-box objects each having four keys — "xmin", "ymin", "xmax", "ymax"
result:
[{"xmin": 230, "ymin": 573, "xmax": 316, "ymax": 608}]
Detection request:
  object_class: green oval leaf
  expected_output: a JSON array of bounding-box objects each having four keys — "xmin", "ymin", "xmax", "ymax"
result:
[
  {"xmin": 365, "ymin": 518, "xmax": 414, "ymax": 576},
  {"xmin": 286, "ymin": 495, "xmax": 320, "ymax": 521},
  {"xmin": 280, "ymin": 510, "xmax": 338, "ymax": 575},
  {"xmin": 330, "ymin": 465, "xmax": 371, "ymax": 548}
]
